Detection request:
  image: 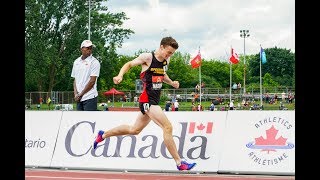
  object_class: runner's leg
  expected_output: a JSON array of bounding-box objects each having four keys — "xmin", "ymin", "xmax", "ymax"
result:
[
  {"xmin": 145, "ymin": 105, "xmax": 181, "ymax": 165},
  {"xmin": 101, "ymin": 112, "xmax": 151, "ymax": 139}
]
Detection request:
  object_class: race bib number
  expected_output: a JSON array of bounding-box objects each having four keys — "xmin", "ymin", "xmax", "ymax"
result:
[
  {"xmin": 143, "ymin": 103, "xmax": 150, "ymax": 111},
  {"xmin": 152, "ymin": 83, "xmax": 162, "ymax": 90},
  {"xmin": 152, "ymin": 75, "xmax": 164, "ymax": 90}
]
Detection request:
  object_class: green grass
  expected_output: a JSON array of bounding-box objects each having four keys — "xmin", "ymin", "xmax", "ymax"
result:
[{"xmin": 27, "ymin": 100, "xmax": 295, "ymax": 111}]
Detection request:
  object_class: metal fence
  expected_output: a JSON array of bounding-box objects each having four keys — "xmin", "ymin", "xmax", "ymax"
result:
[{"xmin": 25, "ymin": 86, "xmax": 294, "ymax": 108}]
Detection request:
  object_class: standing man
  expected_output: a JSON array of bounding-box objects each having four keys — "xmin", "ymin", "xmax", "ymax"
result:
[
  {"xmin": 174, "ymin": 99, "xmax": 179, "ymax": 111},
  {"xmin": 46, "ymin": 97, "xmax": 51, "ymax": 110},
  {"xmin": 71, "ymin": 40, "xmax": 100, "ymax": 111},
  {"xmin": 93, "ymin": 37, "xmax": 196, "ymax": 171}
]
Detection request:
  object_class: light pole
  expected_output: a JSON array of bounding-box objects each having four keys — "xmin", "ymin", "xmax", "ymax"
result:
[
  {"xmin": 88, "ymin": 0, "xmax": 91, "ymax": 40},
  {"xmin": 240, "ymin": 30, "xmax": 250, "ymax": 94}
]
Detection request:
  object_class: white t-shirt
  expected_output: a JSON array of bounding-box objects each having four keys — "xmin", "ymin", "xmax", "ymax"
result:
[
  {"xmin": 229, "ymin": 101, "xmax": 234, "ymax": 108},
  {"xmin": 71, "ymin": 54, "xmax": 100, "ymax": 102},
  {"xmin": 174, "ymin": 101, "xmax": 179, "ymax": 108}
]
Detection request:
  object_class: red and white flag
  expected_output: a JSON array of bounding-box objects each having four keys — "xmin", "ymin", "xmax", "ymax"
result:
[
  {"xmin": 190, "ymin": 51, "xmax": 202, "ymax": 68},
  {"xmin": 229, "ymin": 48, "xmax": 239, "ymax": 64}
]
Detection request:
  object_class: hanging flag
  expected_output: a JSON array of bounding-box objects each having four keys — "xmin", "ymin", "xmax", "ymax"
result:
[
  {"xmin": 229, "ymin": 48, "xmax": 239, "ymax": 64},
  {"xmin": 260, "ymin": 47, "xmax": 267, "ymax": 64},
  {"xmin": 190, "ymin": 50, "xmax": 202, "ymax": 68}
]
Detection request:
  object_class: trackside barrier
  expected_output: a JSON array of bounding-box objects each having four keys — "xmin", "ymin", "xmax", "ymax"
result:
[
  {"xmin": 218, "ymin": 111, "xmax": 295, "ymax": 175},
  {"xmin": 25, "ymin": 111, "xmax": 63, "ymax": 167},
  {"xmin": 50, "ymin": 111, "xmax": 227, "ymax": 172},
  {"xmin": 25, "ymin": 111, "xmax": 295, "ymax": 175}
]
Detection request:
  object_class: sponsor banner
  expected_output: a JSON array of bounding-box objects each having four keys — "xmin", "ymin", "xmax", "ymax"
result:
[
  {"xmin": 50, "ymin": 111, "xmax": 227, "ymax": 172},
  {"xmin": 218, "ymin": 111, "xmax": 295, "ymax": 174},
  {"xmin": 25, "ymin": 111, "xmax": 63, "ymax": 167}
]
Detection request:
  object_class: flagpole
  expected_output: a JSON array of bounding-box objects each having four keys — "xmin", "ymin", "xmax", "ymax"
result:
[
  {"xmin": 230, "ymin": 60, "xmax": 232, "ymax": 103},
  {"xmin": 259, "ymin": 45, "xmax": 263, "ymax": 108},
  {"xmin": 228, "ymin": 48, "xmax": 232, "ymax": 103},
  {"xmin": 199, "ymin": 46, "xmax": 202, "ymax": 106}
]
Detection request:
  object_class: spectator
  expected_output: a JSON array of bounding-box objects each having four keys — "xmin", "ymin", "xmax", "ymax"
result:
[
  {"xmin": 47, "ymin": 97, "xmax": 51, "ymax": 110},
  {"xmin": 250, "ymin": 103, "xmax": 259, "ymax": 110},
  {"xmin": 210, "ymin": 101, "xmax": 215, "ymax": 111},
  {"xmin": 281, "ymin": 92, "xmax": 286, "ymax": 102},
  {"xmin": 229, "ymin": 100, "xmax": 234, "ymax": 110},
  {"xmin": 242, "ymin": 99, "xmax": 248, "ymax": 107},
  {"xmin": 171, "ymin": 102, "xmax": 175, "ymax": 111},
  {"xmin": 288, "ymin": 93, "xmax": 293, "ymax": 103},
  {"xmin": 237, "ymin": 82, "xmax": 241, "ymax": 89},
  {"xmin": 171, "ymin": 95, "xmax": 176, "ymax": 104},
  {"xmin": 265, "ymin": 93, "xmax": 270, "ymax": 103},
  {"xmin": 232, "ymin": 83, "xmax": 237, "ymax": 90},
  {"xmin": 134, "ymin": 95, "xmax": 138, "ymax": 106},
  {"xmin": 279, "ymin": 102, "xmax": 285, "ymax": 110},
  {"xmin": 195, "ymin": 83, "xmax": 200, "ymax": 93},
  {"xmin": 123, "ymin": 95, "xmax": 127, "ymax": 102},
  {"xmin": 197, "ymin": 103, "xmax": 203, "ymax": 111},
  {"xmin": 127, "ymin": 92, "xmax": 132, "ymax": 102},
  {"xmin": 201, "ymin": 82, "xmax": 205, "ymax": 92},
  {"xmin": 174, "ymin": 100, "xmax": 179, "ymax": 111},
  {"xmin": 71, "ymin": 40, "xmax": 101, "ymax": 111},
  {"xmin": 194, "ymin": 93, "xmax": 199, "ymax": 102},
  {"xmin": 191, "ymin": 102, "xmax": 196, "ymax": 111},
  {"xmin": 39, "ymin": 97, "xmax": 43, "ymax": 105},
  {"xmin": 100, "ymin": 103, "xmax": 108, "ymax": 111},
  {"xmin": 165, "ymin": 101, "xmax": 171, "ymax": 111}
]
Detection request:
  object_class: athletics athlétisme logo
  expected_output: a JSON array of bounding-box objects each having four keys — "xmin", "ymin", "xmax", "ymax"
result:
[{"xmin": 246, "ymin": 125, "xmax": 294, "ymax": 153}]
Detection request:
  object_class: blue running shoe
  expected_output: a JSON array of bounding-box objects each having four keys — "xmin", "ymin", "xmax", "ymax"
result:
[
  {"xmin": 177, "ymin": 160, "xmax": 196, "ymax": 171},
  {"xmin": 93, "ymin": 130, "xmax": 105, "ymax": 149}
]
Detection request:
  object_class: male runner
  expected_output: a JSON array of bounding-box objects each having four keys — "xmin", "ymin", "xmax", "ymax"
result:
[{"xmin": 93, "ymin": 37, "xmax": 196, "ymax": 171}]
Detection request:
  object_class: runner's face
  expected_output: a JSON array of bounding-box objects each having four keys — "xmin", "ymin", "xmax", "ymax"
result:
[{"xmin": 161, "ymin": 45, "xmax": 176, "ymax": 59}]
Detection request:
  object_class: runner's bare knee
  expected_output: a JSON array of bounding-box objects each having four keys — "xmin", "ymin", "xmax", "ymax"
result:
[{"xmin": 162, "ymin": 123, "xmax": 173, "ymax": 134}]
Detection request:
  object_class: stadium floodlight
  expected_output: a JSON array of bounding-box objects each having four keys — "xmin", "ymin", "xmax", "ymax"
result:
[{"xmin": 240, "ymin": 29, "xmax": 250, "ymax": 94}]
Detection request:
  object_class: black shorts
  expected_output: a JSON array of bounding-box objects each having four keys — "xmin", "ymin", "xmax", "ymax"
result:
[{"xmin": 139, "ymin": 99, "xmax": 158, "ymax": 114}]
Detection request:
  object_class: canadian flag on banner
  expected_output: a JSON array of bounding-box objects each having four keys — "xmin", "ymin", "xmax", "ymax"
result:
[
  {"xmin": 188, "ymin": 122, "xmax": 213, "ymax": 134},
  {"xmin": 229, "ymin": 48, "xmax": 239, "ymax": 64}
]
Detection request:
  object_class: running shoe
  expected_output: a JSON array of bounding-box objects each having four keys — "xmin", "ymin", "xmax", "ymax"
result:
[
  {"xmin": 93, "ymin": 130, "xmax": 105, "ymax": 149},
  {"xmin": 177, "ymin": 160, "xmax": 196, "ymax": 171}
]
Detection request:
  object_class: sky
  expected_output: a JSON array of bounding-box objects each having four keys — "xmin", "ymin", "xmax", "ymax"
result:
[{"xmin": 104, "ymin": 0, "xmax": 295, "ymax": 61}]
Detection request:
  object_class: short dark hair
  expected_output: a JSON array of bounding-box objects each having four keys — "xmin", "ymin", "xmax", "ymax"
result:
[{"xmin": 160, "ymin": 36, "xmax": 179, "ymax": 49}]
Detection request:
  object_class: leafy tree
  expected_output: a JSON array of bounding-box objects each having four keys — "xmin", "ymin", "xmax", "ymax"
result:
[
  {"xmin": 165, "ymin": 52, "xmax": 194, "ymax": 88},
  {"xmin": 247, "ymin": 47, "xmax": 294, "ymax": 87},
  {"xmin": 263, "ymin": 73, "xmax": 279, "ymax": 87},
  {"xmin": 201, "ymin": 60, "xmax": 230, "ymax": 88},
  {"xmin": 25, "ymin": 0, "xmax": 133, "ymax": 92}
]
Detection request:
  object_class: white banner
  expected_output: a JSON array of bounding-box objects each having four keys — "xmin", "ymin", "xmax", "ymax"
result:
[
  {"xmin": 50, "ymin": 111, "xmax": 227, "ymax": 172},
  {"xmin": 218, "ymin": 111, "xmax": 295, "ymax": 175},
  {"xmin": 25, "ymin": 111, "xmax": 63, "ymax": 167}
]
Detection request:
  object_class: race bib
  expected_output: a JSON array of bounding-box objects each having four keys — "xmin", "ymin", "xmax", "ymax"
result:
[{"xmin": 143, "ymin": 103, "xmax": 150, "ymax": 111}]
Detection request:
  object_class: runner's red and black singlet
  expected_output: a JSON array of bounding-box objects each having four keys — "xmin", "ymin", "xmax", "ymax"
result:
[{"xmin": 139, "ymin": 52, "xmax": 168, "ymax": 114}]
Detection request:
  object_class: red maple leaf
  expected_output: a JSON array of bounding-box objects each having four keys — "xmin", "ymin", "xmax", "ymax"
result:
[
  {"xmin": 197, "ymin": 123, "xmax": 205, "ymax": 131},
  {"xmin": 255, "ymin": 125, "xmax": 287, "ymax": 146}
]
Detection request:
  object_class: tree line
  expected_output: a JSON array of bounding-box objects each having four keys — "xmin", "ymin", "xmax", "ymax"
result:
[{"xmin": 25, "ymin": 0, "xmax": 295, "ymax": 93}]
